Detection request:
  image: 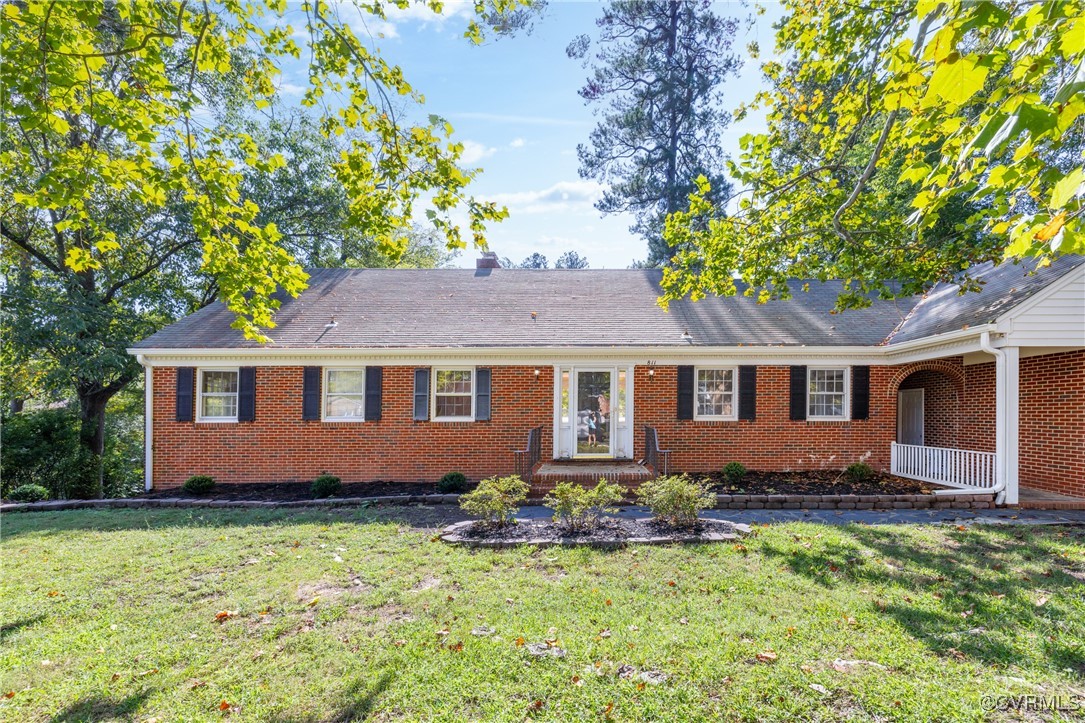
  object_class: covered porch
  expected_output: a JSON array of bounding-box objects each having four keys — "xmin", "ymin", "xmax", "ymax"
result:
[{"xmin": 887, "ymin": 341, "xmax": 1018, "ymax": 503}]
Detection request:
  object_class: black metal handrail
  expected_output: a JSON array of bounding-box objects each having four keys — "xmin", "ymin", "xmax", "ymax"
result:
[
  {"xmin": 643, "ymin": 426, "xmax": 670, "ymax": 476},
  {"xmin": 514, "ymin": 426, "xmax": 543, "ymax": 482}
]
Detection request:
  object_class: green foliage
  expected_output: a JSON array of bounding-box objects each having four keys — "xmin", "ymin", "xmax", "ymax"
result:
[
  {"xmin": 311, "ymin": 473, "xmax": 342, "ymax": 499},
  {"xmin": 437, "ymin": 471, "xmax": 469, "ymax": 493},
  {"xmin": 569, "ymin": 1, "xmax": 741, "ymax": 263},
  {"xmin": 7, "ymin": 484, "xmax": 49, "ymax": 503},
  {"xmin": 544, "ymin": 478, "xmax": 624, "ymax": 531},
  {"xmin": 637, "ymin": 474, "xmax": 715, "ymax": 528},
  {"xmin": 662, "ymin": 0, "xmax": 1085, "ymax": 308},
  {"xmin": 844, "ymin": 462, "xmax": 875, "ymax": 484},
  {"xmin": 0, "ymin": 409, "xmax": 81, "ymax": 497},
  {"xmin": 182, "ymin": 475, "xmax": 216, "ymax": 495},
  {"xmin": 459, "ymin": 474, "xmax": 529, "ymax": 527},
  {"xmin": 721, "ymin": 462, "xmax": 747, "ymax": 485}
]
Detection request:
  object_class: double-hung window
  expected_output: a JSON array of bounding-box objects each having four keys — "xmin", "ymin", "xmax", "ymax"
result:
[
  {"xmin": 198, "ymin": 369, "xmax": 239, "ymax": 422},
  {"xmin": 807, "ymin": 367, "xmax": 849, "ymax": 420},
  {"xmin": 324, "ymin": 368, "xmax": 366, "ymax": 420},
  {"xmin": 433, "ymin": 368, "xmax": 474, "ymax": 421},
  {"xmin": 695, "ymin": 367, "xmax": 737, "ymax": 420}
]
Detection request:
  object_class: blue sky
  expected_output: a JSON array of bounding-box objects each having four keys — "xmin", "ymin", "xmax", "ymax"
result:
[{"xmin": 276, "ymin": 1, "xmax": 785, "ymax": 268}]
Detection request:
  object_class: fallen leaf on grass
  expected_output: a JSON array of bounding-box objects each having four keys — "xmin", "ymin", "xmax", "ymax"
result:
[
  {"xmin": 602, "ymin": 701, "xmax": 615, "ymax": 718},
  {"xmin": 393, "ymin": 640, "xmax": 406, "ymax": 647},
  {"xmin": 756, "ymin": 651, "xmax": 777, "ymax": 663},
  {"xmin": 135, "ymin": 669, "xmax": 158, "ymax": 678},
  {"xmin": 571, "ymin": 675, "xmax": 582, "ymax": 686},
  {"xmin": 191, "ymin": 681, "xmax": 207, "ymax": 689},
  {"xmin": 1036, "ymin": 596, "xmax": 1048, "ymax": 607},
  {"xmin": 47, "ymin": 591, "xmax": 60, "ymax": 597},
  {"xmin": 946, "ymin": 648, "xmax": 966, "ymax": 660},
  {"xmin": 809, "ymin": 684, "xmax": 829, "ymax": 695},
  {"xmin": 599, "ymin": 629, "xmax": 611, "ymax": 638},
  {"xmin": 219, "ymin": 700, "xmax": 232, "ymax": 711},
  {"xmin": 306, "ymin": 597, "xmax": 320, "ymax": 607},
  {"xmin": 605, "ymin": 599, "xmax": 612, "ymax": 606},
  {"xmin": 527, "ymin": 699, "xmax": 544, "ymax": 712},
  {"xmin": 3, "ymin": 692, "xmax": 14, "ymax": 699},
  {"xmin": 515, "ymin": 637, "xmax": 525, "ymax": 647},
  {"xmin": 214, "ymin": 610, "xmax": 237, "ymax": 622},
  {"xmin": 448, "ymin": 641, "xmax": 464, "ymax": 652}
]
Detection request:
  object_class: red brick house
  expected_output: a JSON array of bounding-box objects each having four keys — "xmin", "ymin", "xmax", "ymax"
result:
[{"xmin": 129, "ymin": 253, "xmax": 1085, "ymax": 505}]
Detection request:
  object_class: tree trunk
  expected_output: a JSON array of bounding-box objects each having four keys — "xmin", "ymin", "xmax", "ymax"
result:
[
  {"xmin": 9, "ymin": 398, "xmax": 25, "ymax": 414},
  {"xmin": 75, "ymin": 391, "xmax": 110, "ymax": 499}
]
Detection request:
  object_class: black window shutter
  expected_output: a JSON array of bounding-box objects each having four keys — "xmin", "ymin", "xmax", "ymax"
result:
[
  {"xmin": 302, "ymin": 366, "xmax": 321, "ymax": 420},
  {"xmin": 238, "ymin": 367, "xmax": 256, "ymax": 422},
  {"xmin": 475, "ymin": 368, "xmax": 491, "ymax": 421},
  {"xmin": 789, "ymin": 365, "xmax": 808, "ymax": 421},
  {"xmin": 851, "ymin": 366, "xmax": 870, "ymax": 420},
  {"xmin": 413, "ymin": 368, "xmax": 430, "ymax": 421},
  {"xmin": 738, "ymin": 365, "xmax": 757, "ymax": 421},
  {"xmin": 364, "ymin": 366, "xmax": 383, "ymax": 421},
  {"xmin": 677, "ymin": 365, "xmax": 694, "ymax": 420},
  {"xmin": 175, "ymin": 367, "xmax": 194, "ymax": 422}
]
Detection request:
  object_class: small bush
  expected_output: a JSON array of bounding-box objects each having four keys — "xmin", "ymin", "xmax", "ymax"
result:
[
  {"xmin": 437, "ymin": 471, "xmax": 468, "ymax": 493},
  {"xmin": 8, "ymin": 484, "xmax": 49, "ymax": 503},
  {"xmin": 844, "ymin": 462, "xmax": 875, "ymax": 483},
  {"xmin": 459, "ymin": 474, "xmax": 529, "ymax": 527},
  {"xmin": 721, "ymin": 461, "xmax": 747, "ymax": 484},
  {"xmin": 545, "ymin": 478, "xmax": 624, "ymax": 532},
  {"xmin": 182, "ymin": 475, "xmax": 216, "ymax": 495},
  {"xmin": 311, "ymin": 473, "xmax": 342, "ymax": 498},
  {"xmin": 637, "ymin": 475, "xmax": 714, "ymax": 528}
]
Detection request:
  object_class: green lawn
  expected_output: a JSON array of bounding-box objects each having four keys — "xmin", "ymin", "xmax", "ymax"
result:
[{"xmin": 2, "ymin": 508, "xmax": 1083, "ymax": 722}]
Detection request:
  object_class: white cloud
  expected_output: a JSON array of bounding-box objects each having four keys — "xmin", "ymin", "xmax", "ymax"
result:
[
  {"xmin": 509, "ymin": 137, "xmax": 526, "ymax": 148},
  {"xmin": 488, "ymin": 180, "xmax": 606, "ymax": 215},
  {"xmin": 459, "ymin": 140, "xmax": 497, "ymax": 164}
]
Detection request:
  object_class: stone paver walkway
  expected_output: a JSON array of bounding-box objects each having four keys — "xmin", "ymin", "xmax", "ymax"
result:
[{"xmin": 513, "ymin": 505, "xmax": 1085, "ymax": 526}]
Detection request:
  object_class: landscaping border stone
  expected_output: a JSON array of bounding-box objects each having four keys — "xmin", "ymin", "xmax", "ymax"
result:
[
  {"xmin": 0, "ymin": 491, "xmax": 996, "ymax": 513},
  {"xmin": 438, "ymin": 518, "xmax": 752, "ymax": 548}
]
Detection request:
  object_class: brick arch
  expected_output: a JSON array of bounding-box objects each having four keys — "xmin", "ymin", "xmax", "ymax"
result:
[{"xmin": 886, "ymin": 359, "xmax": 965, "ymax": 399}]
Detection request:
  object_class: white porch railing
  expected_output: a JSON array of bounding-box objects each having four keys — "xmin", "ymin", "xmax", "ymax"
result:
[{"xmin": 890, "ymin": 442, "xmax": 997, "ymax": 493}]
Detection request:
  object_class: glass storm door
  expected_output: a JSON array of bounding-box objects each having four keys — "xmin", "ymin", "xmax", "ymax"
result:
[{"xmin": 575, "ymin": 370, "xmax": 613, "ymax": 457}]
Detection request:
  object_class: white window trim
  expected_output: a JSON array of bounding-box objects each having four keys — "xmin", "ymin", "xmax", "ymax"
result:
[
  {"xmin": 806, "ymin": 365, "xmax": 851, "ymax": 421},
  {"xmin": 693, "ymin": 366, "xmax": 739, "ymax": 421},
  {"xmin": 322, "ymin": 367, "xmax": 367, "ymax": 422},
  {"xmin": 432, "ymin": 366, "xmax": 476, "ymax": 422},
  {"xmin": 196, "ymin": 367, "xmax": 240, "ymax": 423}
]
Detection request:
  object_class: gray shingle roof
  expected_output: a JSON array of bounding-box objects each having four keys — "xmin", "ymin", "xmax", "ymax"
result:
[
  {"xmin": 132, "ymin": 268, "xmax": 915, "ymax": 349},
  {"xmin": 131, "ymin": 257, "xmax": 1083, "ymax": 350},
  {"xmin": 886, "ymin": 254, "xmax": 1085, "ymax": 344}
]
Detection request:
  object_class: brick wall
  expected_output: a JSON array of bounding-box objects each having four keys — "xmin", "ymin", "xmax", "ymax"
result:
[
  {"xmin": 1019, "ymin": 350, "xmax": 1085, "ymax": 497},
  {"xmin": 151, "ymin": 354, "xmax": 1080, "ymax": 496},
  {"xmin": 899, "ymin": 369, "xmax": 961, "ymax": 448},
  {"xmin": 152, "ymin": 366, "xmax": 553, "ymax": 488},
  {"xmin": 631, "ymin": 365, "xmax": 897, "ymax": 473}
]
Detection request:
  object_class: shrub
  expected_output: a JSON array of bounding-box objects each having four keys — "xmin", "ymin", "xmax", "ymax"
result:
[
  {"xmin": 459, "ymin": 474, "xmax": 529, "ymax": 527},
  {"xmin": 545, "ymin": 478, "xmax": 624, "ymax": 532},
  {"xmin": 721, "ymin": 461, "xmax": 747, "ymax": 485},
  {"xmin": 182, "ymin": 475, "xmax": 216, "ymax": 495},
  {"xmin": 8, "ymin": 484, "xmax": 49, "ymax": 503},
  {"xmin": 311, "ymin": 473, "xmax": 342, "ymax": 498},
  {"xmin": 637, "ymin": 475, "xmax": 714, "ymax": 528},
  {"xmin": 437, "ymin": 471, "xmax": 468, "ymax": 493},
  {"xmin": 844, "ymin": 462, "xmax": 875, "ymax": 483}
]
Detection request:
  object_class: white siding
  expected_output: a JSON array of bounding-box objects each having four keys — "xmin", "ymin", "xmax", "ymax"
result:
[{"xmin": 999, "ymin": 264, "xmax": 1085, "ymax": 347}]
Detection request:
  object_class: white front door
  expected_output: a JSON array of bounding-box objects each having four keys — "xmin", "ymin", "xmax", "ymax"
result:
[
  {"xmin": 897, "ymin": 389, "xmax": 924, "ymax": 445},
  {"xmin": 554, "ymin": 365, "xmax": 633, "ymax": 459}
]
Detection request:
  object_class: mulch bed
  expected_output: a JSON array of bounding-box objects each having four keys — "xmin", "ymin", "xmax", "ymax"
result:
[
  {"xmin": 697, "ymin": 470, "xmax": 935, "ymax": 496},
  {"xmin": 142, "ymin": 481, "xmax": 444, "ymax": 502},
  {"xmin": 442, "ymin": 517, "xmax": 747, "ymax": 547}
]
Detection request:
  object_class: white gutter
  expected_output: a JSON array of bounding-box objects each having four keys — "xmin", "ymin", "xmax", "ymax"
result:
[
  {"xmin": 135, "ymin": 354, "xmax": 153, "ymax": 492},
  {"xmin": 978, "ymin": 332, "xmax": 1007, "ymax": 505}
]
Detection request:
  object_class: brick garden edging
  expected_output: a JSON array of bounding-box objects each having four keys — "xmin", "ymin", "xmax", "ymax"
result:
[
  {"xmin": 0, "ymin": 491, "xmax": 995, "ymax": 513},
  {"xmin": 0, "ymin": 494, "xmax": 460, "ymax": 513},
  {"xmin": 439, "ymin": 518, "xmax": 752, "ymax": 548},
  {"xmin": 708, "ymin": 492, "xmax": 997, "ymax": 511}
]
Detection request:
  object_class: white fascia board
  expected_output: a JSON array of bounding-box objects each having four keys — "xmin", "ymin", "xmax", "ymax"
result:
[{"xmin": 127, "ymin": 325, "xmax": 998, "ymax": 368}]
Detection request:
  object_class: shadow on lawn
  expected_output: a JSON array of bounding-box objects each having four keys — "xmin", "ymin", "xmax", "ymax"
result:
[
  {"xmin": 49, "ymin": 689, "xmax": 152, "ymax": 722},
  {"xmin": 0, "ymin": 614, "xmax": 46, "ymax": 642},
  {"xmin": 758, "ymin": 524, "xmax": 1085, "ymax": 673},
  {"xmin": 0, "ymin": 506, "xmax": 471, "ymax": 539},
  {"xmin": 267, "ymin": 671, "xmax": 394, "ymax": 723}
]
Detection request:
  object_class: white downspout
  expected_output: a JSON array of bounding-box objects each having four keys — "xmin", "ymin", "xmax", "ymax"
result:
[
  {"xmin": 136, "ymin": 355, "xmax": 153, "ymax": 493},
  {"xmin": 978, "ymin": 332, "xmax": 1007, "ymax": 505}
]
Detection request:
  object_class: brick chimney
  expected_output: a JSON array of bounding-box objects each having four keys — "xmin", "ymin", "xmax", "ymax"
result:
[{"xmin": 476, "ymin": 251, "xmax": 501, "ymax": 269}]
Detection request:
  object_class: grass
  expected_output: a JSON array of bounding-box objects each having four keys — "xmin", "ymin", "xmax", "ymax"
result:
[{"xmin": 2, "ymin": 507, "xmax": 1084, "ymax": 722}]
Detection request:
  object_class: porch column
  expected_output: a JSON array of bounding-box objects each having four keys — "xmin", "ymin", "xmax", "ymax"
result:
[{"xmin": 1002, "ymin": 346, "xmax": 1020, "ymax": 505}]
